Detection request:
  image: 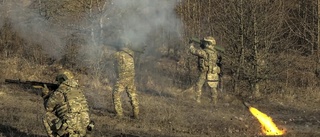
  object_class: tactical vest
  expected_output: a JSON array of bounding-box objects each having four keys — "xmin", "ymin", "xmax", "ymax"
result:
[
  {"xmin": 55, "ymin": 80, "xmax": 89, "ymax": 119},
  {"xmin": 199, "ymin": 48, "xmax": 218, "ymax": 73}
]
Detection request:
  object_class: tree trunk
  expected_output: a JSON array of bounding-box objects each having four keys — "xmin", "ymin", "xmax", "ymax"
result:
[
  {"xmin": 317, "ymin": 0, "xmax": 320, "ymax": 78},
  {"xmin": 253, "ymin": 1, "xmax": 260, "ymax": 97},
  {"xmin": 234, "ymin": 0, "xmax": 245, "ymax": 94}
]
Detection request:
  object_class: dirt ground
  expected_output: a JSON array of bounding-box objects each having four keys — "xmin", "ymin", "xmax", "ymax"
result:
[
  {"xmin": 0, "ymin": 82, "xmax": 320, "ymax": 137},
  {"xmin": 0, "ymin": 58, "xmax": 319, "ymax": 137}
]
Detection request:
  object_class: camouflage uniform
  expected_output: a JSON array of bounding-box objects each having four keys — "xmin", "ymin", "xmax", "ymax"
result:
[
  {"xmin": 42, "ymin": 71, "xmax": 92, "ymax": 137},
  {"xmin": 189, "ymin": 36, "xmax": 221, "ymax": 104},
  {"xmin": 113, "ymin": 47, "xmax": 139, "ymax": 119}
]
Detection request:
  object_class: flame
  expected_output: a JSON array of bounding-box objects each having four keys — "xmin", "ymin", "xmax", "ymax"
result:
[{"xmin": 249, "ymin": 107, "xmax": 285, "ymax": 135}]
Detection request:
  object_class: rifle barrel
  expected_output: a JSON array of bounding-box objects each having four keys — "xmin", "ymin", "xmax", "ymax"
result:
[
  {"xmin": 5, "ymin": 79, "xmax": 21, "ymax": 83},
  {"xmin": 5, "ymin": 79, "xmax": 59, "ymax": 90}
]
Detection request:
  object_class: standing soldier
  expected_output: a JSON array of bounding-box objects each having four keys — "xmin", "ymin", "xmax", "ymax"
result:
[
  {"xmin": 189, "ymin": 36, "xmax": 221, "ymax": 104},
  {"xmin": 112, "ymin": 44, "xmax": 139, "ymax": 119},
  {"xmin": 42, "ymin": 70, "xmax": 94, "ymax": 137}
]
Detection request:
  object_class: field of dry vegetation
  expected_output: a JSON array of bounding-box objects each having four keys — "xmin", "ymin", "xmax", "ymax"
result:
[
  {"xmin": 1, "ymin": 52, "xmax": 320, "ymax": 137},
  {"xmin": 1, "ymin": 0, "xmax": 320, "ymax": 137}
]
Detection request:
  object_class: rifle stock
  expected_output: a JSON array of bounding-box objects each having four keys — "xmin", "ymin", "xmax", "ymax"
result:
[{"xmin": 5, "ymin": 79, "xmax": 59, "ymax": 90}]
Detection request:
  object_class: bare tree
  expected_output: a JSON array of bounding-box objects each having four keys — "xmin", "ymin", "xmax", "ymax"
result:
[{"xmin": 178, "ymin": 0, "xmax": 297, "ymax": 96}]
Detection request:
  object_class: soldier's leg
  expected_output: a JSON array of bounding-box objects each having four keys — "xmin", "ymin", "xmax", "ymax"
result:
[
  {"xmin": 79, "ymin": 112, "xmax": 90, "ymax": 136},
  {"xmin": 43, "ymin": 117, "xmax": 55, "ymax": 137},
  {"xmin": 63, "ymin": 113, "xmax": 83, "ymax": 137},
  {"xmin": 113, "ymin": 81, "xmax": 125, "ymax": 117},
  {"xmin": 195, "ymin": 72, "xmax": 206, "ymax": 103},
  {"xmin": 127, "ymin": 79, "xmax": 139, "ymax": 119},
  {"xmin": 208, "ymin": 82, "xmax": 219, "ymax": 105},
  {"xmin": 211, "ymin": 87, "xmax": 218, "ymax": 105},
  {"xmin": 42, "ymin": 112, "xmax": 58, "ymax": 137}
]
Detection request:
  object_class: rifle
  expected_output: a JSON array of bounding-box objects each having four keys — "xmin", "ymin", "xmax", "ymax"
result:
[
  {"xmin": 189, "ymin": 37, "xmax": 225, "ymax": 53},
  {"xmin": 5, "ymin": 79, "xmax": 59, "ymax": 90}
]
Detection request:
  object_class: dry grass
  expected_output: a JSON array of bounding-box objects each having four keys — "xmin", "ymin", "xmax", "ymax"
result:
[{"xmin": 1, "ymin": 56, "xmax": 320, "ymax": 137}]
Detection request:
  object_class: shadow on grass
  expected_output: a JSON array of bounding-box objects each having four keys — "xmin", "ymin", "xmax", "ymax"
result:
[
  {"xmin": 0, "ymin": 124, "xmax": 46, "ymax": 137},
  {"xmin": 139, "ymin": 88, "xmax": 174, "ymax": 98},
  {"xmin": 113, "ymin": 133, "xmax": 140, "ymax": 137}
]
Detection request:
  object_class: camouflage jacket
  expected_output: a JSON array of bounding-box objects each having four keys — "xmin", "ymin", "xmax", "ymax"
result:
[
  {"xmin": 113, "ymin": 48, "xmax": 135, "ymax": 79},
  {"xmin": 189, "ymin": 44, "xmax": 219, "ymax": 74},
  {"xmin": 44, "ymin": 79, "xmax": 89, "ymax": 119}
]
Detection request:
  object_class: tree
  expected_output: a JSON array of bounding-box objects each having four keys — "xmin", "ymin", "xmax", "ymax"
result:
[{"xmin": 178, "ymin": 0, "xmax": 298, "ymax": 96}]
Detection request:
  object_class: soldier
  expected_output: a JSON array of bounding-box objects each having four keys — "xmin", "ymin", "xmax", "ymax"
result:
[
  {"xmin": 112, "ymin": 44, "xmax": 139, "ymax": 119},
  {"xmin": 189, "ymin": 36, "xmax": 221, "ymax": 104},
  {"xmin": 42, "ymin": 70, "xmax": 94, "ymax": 137}
]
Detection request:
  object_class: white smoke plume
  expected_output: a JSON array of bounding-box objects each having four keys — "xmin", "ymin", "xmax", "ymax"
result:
[
  {"xmin": 109, "ymin": 0, "xmax": 182, "ymax": 47},
  {"xmin": 2, "ymin": 0, "xmax": 69, "ymax": 60},
  {"xmin": 0, "ymin": 1, "xmax": 5, "ymax": 29},
  {"xmin": 81, "ymin": 0, "xmax": 183, "ymax": 59},
  {"xmin": 2, "ymin": 0, "xmax": 183, "ymax": 65}
]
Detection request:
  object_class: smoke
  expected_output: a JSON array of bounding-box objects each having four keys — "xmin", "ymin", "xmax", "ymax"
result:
[
  {"xmin": 2, "ymin": 0, "xmax": 183, "ymax": 67},
  {"xmin": 0, "ymin": 2, "xmax": 5, "ymax": 29},
  {"xmin": 2, "ymin": 0, "xmax": 70, "ymax": 60},
  {"xmin": 81, "ymin": 0, "xmax": 183, "ymax": 60},
  {"xmin": 109, "ymin": 0, "xmax": 182, "ymax": 47}
]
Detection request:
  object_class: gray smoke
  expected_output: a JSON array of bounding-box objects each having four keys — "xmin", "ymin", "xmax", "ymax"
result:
[
  {"xmin": 3, "ymin": 1, "xmax": 69, "ymax": 60},
  {"xmin": 2, "ymin": 0, "xmax": 183, "ymax": 66},
  {"xmin": 109, "ymin": 0, "xmax": 182, "ymax": 47},
  {"xmin": 0, "ymin": 2, "xmax": 4, "ymax": 29},
  {"xmin": 81, "ymin": 0, "xmax": 183, "ymax": 60}
]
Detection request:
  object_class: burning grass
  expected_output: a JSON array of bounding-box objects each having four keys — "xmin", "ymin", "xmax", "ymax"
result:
[{"xmin": 248, "ymin": 106, "xmax": 286, "ymax": 135}]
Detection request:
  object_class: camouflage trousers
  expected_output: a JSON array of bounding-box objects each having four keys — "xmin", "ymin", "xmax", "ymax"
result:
[
  {"xmin": 195, "ymin": 72, "xmax": 219, "ymax": 104},
  {"xmin": 43, "ymin": 112, "xmax": 59, "ymax": 137},
  {"xmin": 43, "ymin": 112, "xmax": 90, "ymax": 137},
  {"xmin": 113, "ymin": 77, "xmax": 139, "ymax": 118}
]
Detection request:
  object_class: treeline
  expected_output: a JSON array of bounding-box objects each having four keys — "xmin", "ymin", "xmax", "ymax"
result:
[
  {"xmin": 0, "ymin": 0, "xmax": 319, "ymax": 96},
  {"xmin": 176, "ymin": 0, "xmax": 320, "ymax": 95}
]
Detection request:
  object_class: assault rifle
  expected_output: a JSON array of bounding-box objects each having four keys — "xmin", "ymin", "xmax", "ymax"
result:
[
  {"xmin": 189, "ymin": 37, "xmax": 225, "ymax": 53},
  {"xmin": 5, "ymin": 79, "xmax": 59, "ymax": 90}
]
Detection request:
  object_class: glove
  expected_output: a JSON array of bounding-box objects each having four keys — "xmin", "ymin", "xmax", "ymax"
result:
[
  {"xmin": 41, "ymin": 84, "xmax": 50, "ymax": 98},
  {"xmin": 190, "ymin": 44, "xmax": 196, "ymax": 51},
  {"xmin": 87, "ymin": 120, "xmax": 95, "ymax": 131}
]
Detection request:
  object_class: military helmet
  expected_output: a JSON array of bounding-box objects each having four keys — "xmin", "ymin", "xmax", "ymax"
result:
[
  {"xmin": 56, "ymin": 70, "xmax": 74, "ymax": 84},
  {"xmin": 203, "ymin": 36, "xmax": 216, "ymax": 45}
]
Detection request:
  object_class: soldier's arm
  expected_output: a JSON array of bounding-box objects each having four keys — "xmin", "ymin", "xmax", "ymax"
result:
[
  {"xmin": 44, "ymin": 91, "xmax": 65, "ymax": 112},
  {"xmin": 189, "ymin": 43, "xmax": 206, "ymax": 57}
]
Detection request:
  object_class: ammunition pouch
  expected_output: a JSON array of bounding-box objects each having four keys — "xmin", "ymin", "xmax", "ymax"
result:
[{"xmin": 207, "ymin": 73, "xmax": 218, "ymax": 81}]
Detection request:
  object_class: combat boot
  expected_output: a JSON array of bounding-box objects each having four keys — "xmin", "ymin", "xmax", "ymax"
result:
[
  {"xmin": 211, "ymin": 97, "xmax": 217, "ymax": 105},
  {"xmin": 195, "ymin": 89, "xmax": 202, "ymax": 103},
  {"xmin": 133, "ymin": 113, "xmax": 139, "ymax": 119},
  {"xmin": 196, "ymin": 96, "xmax": 201, "ymax": 103},
  {"xmin": 114, "ymin": 109, "xmax": 124, "ymax": 119},
  {"xmin": 114, "ymin": 113, "xmax": 123, "ymax": 119}
]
